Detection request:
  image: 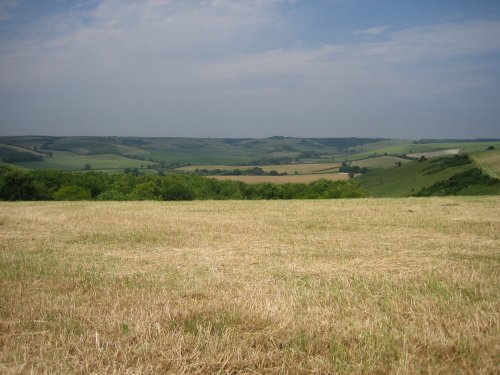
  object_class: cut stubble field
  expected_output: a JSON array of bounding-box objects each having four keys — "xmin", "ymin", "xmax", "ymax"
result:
[
  {"xmin": 0, "ymin": 198, "xmax": 499, "ymax": 374},
  {"xmin": 211, "ymin": 173, "xmax": 348, "ymax": 184},
  {"xmin": 177, "ymin": 163, "xmax": 341, "ymax": 175}
]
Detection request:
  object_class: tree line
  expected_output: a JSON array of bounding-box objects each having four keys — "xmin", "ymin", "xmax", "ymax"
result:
[
  {"xmin": 193, "ymin": 167, "xmax": 287, "ymax": 176},
  {"xmin": 0, "ymin": 165, "xmax": 368, "ymax": 201}
]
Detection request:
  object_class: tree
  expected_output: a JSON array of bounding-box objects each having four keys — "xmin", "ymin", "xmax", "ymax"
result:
[
  {"xmin": 53, "ymin": 185, "xmax": 92, "ymax": 200},
  {"xmin": 129, "ymin": 181, "xmax": 161, "ymax": 200},
  {"xmin": 84, "ymin": 163, "xmax": 92, "ymax": 170},
  {"xmin": 254, "ymin": 183, "xmax": 279, "ymax": 199},
  {"xmin": 0, "ymin": 167, "xmax": 39, "ymax": 200},
  {"xmin": 161, "ymin": 179, "xmax": 194, "ymax": 200}
]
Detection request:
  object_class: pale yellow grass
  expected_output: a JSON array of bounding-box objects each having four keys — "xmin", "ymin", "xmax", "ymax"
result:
[
  {"xmin": 1, "ymin": 198, "xmax": 499, "ymax": 374},
  {"xmin": 212, "ymin": 173, "xmax": 348, "ymax": 184},
  {"xmin": 407, "ymin": 149, "xmax": 460, "ymax": 159},
  {"xmin": 177, "ymin": 162, "xmax": 341, "ymax": 175}
]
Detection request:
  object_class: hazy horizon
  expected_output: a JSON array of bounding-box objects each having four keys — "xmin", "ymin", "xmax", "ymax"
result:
[
  {"xmin": 1, "ymin": 0, "xmax": 500, "ymax": 139},
  {"xmin": 3, "ymin": 134, "xmax": 500, "ymax": 142}
]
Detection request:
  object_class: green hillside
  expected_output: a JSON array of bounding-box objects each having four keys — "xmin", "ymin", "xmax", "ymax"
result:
[
  {"xmin": 337, "ymin": 140, "xmax": 500, "ymax": 161},
  {"xmin": 415, "ymin": 168, "xmax": 500, "ymax": 196},
  {"xmin": 15, "ymin": 151, "xmax": 148, "ymax": 171},
  {"xmin": 0, "ymin": 143, "xmax": 43, "ymax": 156},
  {"xmin": 351, "ymin": 155, "xmax": 412, "ymax": 169},
  {"xmin": 43, "ymin": 137, "xmax": 148, "ymax": 156},
  {"xmin": 357, "ymin": 155, "xmax": 476, "ymax": 197},
  {"xmin": 0, "ymin": 136, "xmax": 385, "ymax": 167},
  {"xmin": 471, "ymin": 149, "xmax": 500, "ymax": 179}
]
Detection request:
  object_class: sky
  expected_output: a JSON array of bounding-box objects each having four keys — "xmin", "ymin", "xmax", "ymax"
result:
[{"xmin": 0, "ymin": 0, "xmax": 499, "ymax": 138}]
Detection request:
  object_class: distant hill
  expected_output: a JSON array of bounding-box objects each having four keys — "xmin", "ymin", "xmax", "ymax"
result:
[
  {"xmin": 0, "ymin": 136, "xmax": 499, "ymax": 197},
  {"xmin": 0, "ymin": 136, "xmax": 388, "ymax": 169}
]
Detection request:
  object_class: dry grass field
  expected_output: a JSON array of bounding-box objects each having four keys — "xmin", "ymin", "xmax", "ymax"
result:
[
  {"xmin": 1, "ymin": 198, "xmax": 499, "ymax": 374},
  {"xmin": 407, "ymin": 149, "xmax": 460, "ymax": 159},
  {"xmin": 177, "ymin": 163, "xmax": 341, "ymax": 175},
  {"xmin": 211, "ymin": 173, "xmax": 348, "ymax": 184}
]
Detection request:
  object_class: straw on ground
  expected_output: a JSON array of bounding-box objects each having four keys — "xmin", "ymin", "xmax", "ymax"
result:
[{"xmin": 0, "ymin": 197, "xmax": 499, "ymax": 374}]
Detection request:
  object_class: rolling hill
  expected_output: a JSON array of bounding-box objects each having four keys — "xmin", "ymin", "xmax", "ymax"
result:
[
  {"xmin": 357, "ymin": 154, "xmax": 500, "ymax": 197},
  {"xmin": 0, "ymin": 136, "xmax": 499, "ymax": 197}
]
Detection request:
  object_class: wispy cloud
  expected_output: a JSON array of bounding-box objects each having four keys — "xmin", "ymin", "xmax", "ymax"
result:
[
  {"xmin": 354, "ymin": 25, "xmax": 392, "ymax": 37},
  {"xmin": 198, "ymin": 20, "xmax": 500, "ymax": 97},
  {"xmin": 0, "ymin": 0, "xmax": 499, "ymax": 137}
]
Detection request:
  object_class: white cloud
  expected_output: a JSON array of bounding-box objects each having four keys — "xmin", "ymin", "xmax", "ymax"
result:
[
  {"xmin": 195, "ymin": 19, "xmax": 500, "ymax": 98},
  {"xmin": 0, "ymin": 0, "xmax": 499, "ymax": 137},
  {"xmin": 4, "ymin": 1, "xmax": 498, "ymax": 91}
]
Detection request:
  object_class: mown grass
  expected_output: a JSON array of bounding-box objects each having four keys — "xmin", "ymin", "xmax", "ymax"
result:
[
  {"xmin": 0, "ymin": 198, "xmax": 499, "ymax": 374},
  {"xmin": 472, "ymin": 149, "xmax": 500, "ymax": 179},
  {"xmin": 211, "ymin": 173, "xmax": 348, "ymax": 184}
]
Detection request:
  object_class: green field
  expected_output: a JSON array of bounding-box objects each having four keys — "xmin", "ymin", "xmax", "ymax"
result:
[
  {"xmin": 15, "ymin": 151, "xmax": 148, "ymax": 171},
  {"xmin": 336, "ymin": 140, "xmax": 500, "ymax": 161},
  {"xmin": 472, "ymin": 149, "xmax": 500, "ymax": 179},
  {"xmin": 351, "ymin": 156, "xmax": 412, "ymax": 169},
  {"xmin": 0, "ymin": 143, "xmax": 44, "ymax": 156},
  {"xmin": 40, "ymin": 138, "xmax": 148, "ymax": 156},
  {"xmin": 0, "ymin": 136, "xmax": 376, "ymax": 166},
  {"xmin": 147, "ymin": 150, "xmax": 254, "ymax": 165}
]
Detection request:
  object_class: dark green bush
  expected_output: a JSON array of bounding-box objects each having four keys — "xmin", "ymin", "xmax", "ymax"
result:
[
  {"xmin": 416, "ymin": 168, "xmax": 499, "ymax": 196},
  {"xmin": 53, "ymin": 185, "xmax": 92, "ymax": 200},
  {"xmin": 0, "ymin": 165, "xmax": 369, "ymax": 201}
]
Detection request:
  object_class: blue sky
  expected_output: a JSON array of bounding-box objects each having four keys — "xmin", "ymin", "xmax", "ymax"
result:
[{"xmin": 0, "ymin": 0, "xmax": 499, "ymax": 138}]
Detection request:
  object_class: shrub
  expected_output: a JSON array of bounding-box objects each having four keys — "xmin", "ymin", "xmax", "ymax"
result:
[
  {"xmin": 97, "ymin": 190, "xmax": 129, "ymax": 201},
  {"xmin": 161, "ymin": 180, "xmax": 194, "ymax": 201},
  {"xmin": 129, "ymin": 182, "xmax": 161, "ymax": 200},
  {"xmin": 415, "ymin": 168, "xmax": 499, "ymax": 196},
  {"xmin": 53, "ymin": 185, "xmax": 92, "ymax": 200},
  {"xmin": 0, "ymin": 167, "xmax": 39, "ymax": 200}
]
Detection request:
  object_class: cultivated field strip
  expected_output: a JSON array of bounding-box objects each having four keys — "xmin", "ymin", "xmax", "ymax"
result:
[
  {"xmin": 211, "ymin": 173, "xmax": 349, "ymax": 184},
  {"xmin": 177, "ymin": 163, "xmax": 341, "ymax": 175},
  {"xmin": 0, "ymin": 198, "xmax": 499, "ymax": 374}
]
